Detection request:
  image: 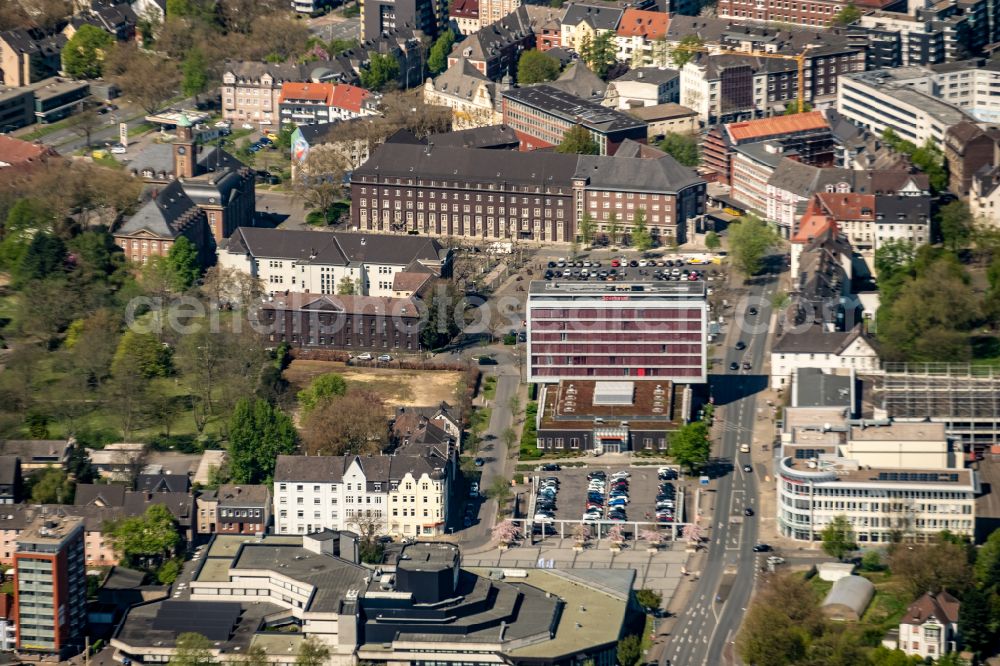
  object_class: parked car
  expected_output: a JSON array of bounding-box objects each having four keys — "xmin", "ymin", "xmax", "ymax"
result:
[
  {"xmin": 744, "ymin": 507, "xmax": 755, "ymax": 516},
  {"xmin": 752, "ymin": 543, "xmax": 773, "ymax": 552},
  {"xmin": 540, "ymin": 463, "xmax": 561, "ymax": 472},
  {"xmin": 356, "ymin": 352, "xmax": 374, "ymax": 361},
  {"xmin": 735, "ymin": 341, "xmax": 746, "ymax": 351},
  {"xmin": 377, "ymin": 354, "xmax": 392, "ymax": 362},
  {"xmin": 474, "ymin": 457, "xmax": 485, "ymax": 467},
  {"xmin": 110, "ymin": 143, "xmax": 127, "ymax": 154},
  {"xmin": 469, "ymin": 482, "xmax": 479, "ymax": 496}
]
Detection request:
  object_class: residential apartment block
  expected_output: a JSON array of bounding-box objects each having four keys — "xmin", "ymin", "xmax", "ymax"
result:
[
  {"xmin": 717, "ymin": 0, "xmax": 903, "ymax": 28},
  {"xmin": 447, "ymin": 5, "xmax": 535, "ymax": 81},
  {"xmin": 361, "ymin": 0, "xmax": 447, "ymax": 41},
  {"xmin": 502, "ymin": 84, "xmax": 648, "ymax": 154},
  {"xmin": 526, "ymin": 280, "xmax": 708, "ymax": 384},
  {"xmin": 14, "ymin": 514, "xmax": 87, "ymax": 659},
  {"xmin": 349, "ymin": 142, "xmax": 706, "ymax": 243},
  {"xmin": 219, "ymin": 227, "xmax": 448, "ymax": 297},
  {"xmin": 614, "ymin": 9, "xmax": 669, "ymax": 65},
  {"xmin": 0, "ymin": 29, "xmax": 65, "ymax": 88},
  {"xmin": 423, "ymin": 57, "xmax": 502, "ymax": 129},
  {"xmin": 560, "ymin": 4, "xmax": 623, "ymax": 52},
  {"xmin": 278, "ymin": 82, "xmax": 377, "ymax": 126},
  {"xmin": 778, "ymin": 386, "xmax": 976, "ymax": 543},
  {"xmin": 221, "ymin": 60, "xmax": 350, "ymax": 129},
  {"xmin": 273, "ymin": 453, "xmax": 450, "ymax": 537},
  {"xmin": 944, "ymin": 121, "xmax": 1000, "ymax": 196}
]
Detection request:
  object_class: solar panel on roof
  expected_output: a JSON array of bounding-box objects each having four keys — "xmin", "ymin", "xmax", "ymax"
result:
[{"xmin": 152, "ymin": 601, "xmax": 242, "ymax": 641}]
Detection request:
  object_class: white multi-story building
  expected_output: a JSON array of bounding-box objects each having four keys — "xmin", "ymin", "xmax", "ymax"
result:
[
  {"xmin": 219, "ymin": 227, "xmax": 449, "ymax": 297},
  {"xmin": 777, "ymin": 406, "xmax": 977, "ymax": 544},
  {"xmin": 273, "ymin": 453, "xmax": 450, "ymax": 538},
  {"xmin": 836, "ymin": 65, "xmax": 996, "ymax": 146}
]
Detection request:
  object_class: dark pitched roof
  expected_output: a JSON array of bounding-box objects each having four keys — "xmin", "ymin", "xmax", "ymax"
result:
[
  {"xmin": 561, "ymin": 3, "xmax": 623, "ymax": 30},
  {"xmin": 261, "ymin": 292, "xmax": 421, "ymax": 318},
  {"xmin": 547, "ymin": 61, "xmax": 607, "ymax": 101},
  {"xmin": 136, "ymin": 473, "xmax": 191, "ymax": 493},
  {"xmin": 766, "ymin": 158, "xmax": 857, "ymax": 199},
  {"xmin": 224, "ymin": 227, "xmax": 446, "ymax": 268},
  {"xmin": 122, "ymin": 491, "xmax": 194, "ymax": 527},
  {"xmin": 216, "ymin": 484, "xmax": 270, "ymax": 507},
  {"xmin": 430, "ymin": 57, "xmax": 496, "ymax": 101},
  {"xmin": 900, "ymin": 591, "xmax": 960, "ymax": 626},
  {"xmin": 0, "ymin": 456, "xmax": 18, "ymax": 488},
  {"xmin": 873, "ymin": 194, "xmax": 931, "ymax": 225},
  {"xmin": 428, "ymin": 125, "xmax": 519, "ymax": 149},
  {"xmin": 452, "ymin": 6, "xmax": 533, "ymax": 63},
  {"xmin": 75, "ymin": 483, "xmax": 127, "ymax": 507},
  {"xmin": 613, "ymin": 67, "xmax": 679, "ymax": 85},
  {"xmin": 574, "ymin": 153, "xmax": 703, "ymax": 193},
  {"xmin": 115, "ymin": 180, "xmax": 203, "ymax": 239},
  {"xmin": 772, "ymin": 323, "xmax": 870, "ymax": 354},
  {"xmin": 0, "ymin": 439, "xmax": 70, "ymax": 462},
  {"xmin": 353, "ymin": 142, "xmax": 580, "ymax": 188},
  {"xmin": 274, "ymin": 453, "xmax": 448, "ymax": 484}
]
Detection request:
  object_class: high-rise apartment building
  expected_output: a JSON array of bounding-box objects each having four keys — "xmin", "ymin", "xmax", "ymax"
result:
[{"xmin": 14, "ymin": 514, "xmax": 87, "ymax": 659}]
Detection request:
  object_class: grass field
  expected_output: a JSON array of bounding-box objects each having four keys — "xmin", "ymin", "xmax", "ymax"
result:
[{"xmin": 284, "ymin": 359, "xmax": 461, "ymax": 411}]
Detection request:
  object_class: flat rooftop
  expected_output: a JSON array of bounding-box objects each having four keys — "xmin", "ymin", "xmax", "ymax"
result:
[
  {"xmin": 18, "ymin": 515, "xmax": 83, "ymax": 545},
  {"xmin": 843, "ymin": 70, "xmax": 973, "ymax": 127},
  {"xmin": 529, "ymin": 280, "xmax": 706, "ymax": 297},
  {"xmin": 781, "ymin": 452, "xmax": 976, "ymax": 488},
  {"xmin": 114, "ymin": 597, "xmax": 281, "ymax": 652},
  {"xmin": 539, "ymin": 380, "xmax": 682, "ymax": 430},
  {"xmin": 398, "ymin": 542, "xmax": 459, "ymax": 571},
  {"xmin": 503, "ymin": 85, "xmax": 647, "ymax": 134},
  {"xmin": 849, "ymin": 422, "xmax": 947, "ymax": 441}
]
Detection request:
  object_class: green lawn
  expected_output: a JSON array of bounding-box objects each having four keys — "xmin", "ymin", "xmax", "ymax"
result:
[{"xmin": 482, "ymin": 376, "xmax": 498, "ymax": 401}]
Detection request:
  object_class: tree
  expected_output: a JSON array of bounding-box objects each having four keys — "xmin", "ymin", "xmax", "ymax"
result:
[
  {"xmin": 832, "ymin": 1, "xmax": 861, "ymax": 25},
  {"xmin": 887, "ymin": 537, "xmax": 972, "ymax": 597},
  {"xmin": 579, "ymin": 31, "xmax": 615, "ymax": 79},
  {"xmin": 297, "ymin": 373, "xmax": 348, "ymax": 412},
  {"xmin": 14, "ymin": 232, "xmax": 65, "ymax": 287},
  {"xmin": 635, "ymin": 589, "xmax": 662, "ymax": 612},
  {"xmin": 492, "ymin": 519, "xmax": 521, "ymax": 545},
  {"xmin": 487, "ymin": 476, "xmax": 512, "ymax": 511},
  {"xmin": 294, "ymin": 147, "xmax": 349, "ymax": 225},
  {"xmin": 938, "ymin": 200, "xmax": 974, "ymax": 253},
  {"xmin": 233, "ymin": 644, "xmax": 269, "ymax": 666},
  {"xmin": 30, "ymin": 466, "xmax": 74, "ymax": 504},
  {"xmin": 555, "ymin": 125, "xmax": 599, "ymax": 155},
  {"xmin": 958, "ymin": 585, "xmax": 992, "ymax": 658},
  {"xmin": 228, "ymin": 397, "xmax": 298, "ymax": 484},
  {"xmin": 105, "ymin": 364, "xmax": 153, "ymax": 442},
  {"xmin": 113, "ymin": 46, "xmax": 180, "ymax": 114},
  {"xmin": 361, "ymin": 52, "xmax": 400, "ymax": 91},
  {"xmin": 973, "ymin": 527, "xmax": 1000, "ymax": 588},
  {"xmin": 169, "ymin": 632, "xmax": 215, "ymax": 666},
  {"xmin": 181, "ymin": 47, "xmax": 209, "ymax": 100},
  {"xmin": 670, "ymin": 35, "xmax": 704, "ymax": 68},
  {"xmin": 705, "ymin": 230, "xmax": 720, "ymax": 251},
  {"xmin": 109, "ymin": 504, "xmax": 181, "ymax": 570},
  {"xmin": 67, "ymin": 106, "xmax": 102, "ymax": 149},
  {"xmin": 874, "ymin": 238, "xmax": 916, "ymax": 282},
  {"xmin": 616, "ymin": 635, "xmax": 641, "ymax": 666},
  {"xmin": 166, "ymin": 236, "xmax": 201, "ymax": 291},
  {"xmin": 820, "ymin": 515, "xmax": 856, "ymax": 560},
  {"xmin": 419, "ymin": 282, "xmax": 461, "ymax": 350},
  {"xmin": 113, "ymin": 330, "xmax": 173, "ymax": 379},
  {"xmin": 658, "ymin": 132, "xmax": 700, "ymax": 166},
  {"xmin": 630, "ymin": 208, "xmax": 652, "ymax": 251},
  {"xmin": 578, "ymin": 211, "xmax": 596, "ymax": 246},
  {"xmin": 301, "ymin": 390, "xmax": 388, "ymax": 456},
  {"xmin": 735, "ymin": 574, "xmax": 820, "ymax": 666},
  {"xmin": 62, "ymin": 24, "xmax": 114, "ymax": 79},
  {"xmin": 427, "ymin": 30, "xmax": 455, "ymax": 75},
  {"xmin": 860, "ymin": 549, "xmax": 882, "ymax": 572},
  {"xmin": 295, "ymin": 636, "xmax": 330, "ymax": 666},
  {"xmin": 728, "ymin": 214, "xmax": 779, "ymax": 276},
  {"xmin": 607, "ymin": 212, "xmax": 620, "ymax": 246},
  {"xmin": 783, "ymin": 100, "xmax": 814, "ymax": 115},
  {"xmin": 517, "ymin": 49, "xmax": 560, "ymax": 84},
  {"xmin": 669, "ymin": 421, "xmax": 710, "ymax": 474},
  {"xmin": 336, "ymin": 276, "xmax": 358, "ymax": 294}
]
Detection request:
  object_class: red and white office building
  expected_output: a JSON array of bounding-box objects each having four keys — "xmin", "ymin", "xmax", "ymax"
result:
[{"xmin": 526, "ymin": 280, "xmax": 708, "ymax": 384}]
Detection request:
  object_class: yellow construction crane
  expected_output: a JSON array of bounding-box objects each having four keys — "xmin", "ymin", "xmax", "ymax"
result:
[{"xmin": 673, "ymin": 44, "xmax": 813, "ymax": 114}]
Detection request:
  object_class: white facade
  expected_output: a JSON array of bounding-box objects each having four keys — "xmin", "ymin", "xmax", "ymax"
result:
[
  {"xmin": 274, "ymin": 456, "xmax": 449, "ymax": 538},
  {"xmin": 837, "ymin": 68, "xmax": 977, "ymax": 146},
  {"xmin": 970, "ymin": 171, "xmax": 1000, "ymax": 227},
  {"xmin": 777, "ymin": 414, "xmax": 977, "ymax": 544},
  {"xmin": 680, "ymin": 60, "xmax": 770, "ymax": 123},
  {"xmin": 603, "ymin": 76, "xmax": 678, "ymax": 110},
  {"xmin": 897, "ymin": 610, "xmax": 958, "ymax": 659},
  {"xmin": 770, "ymin": 330, "xmax": 881, "ymax": 389}
]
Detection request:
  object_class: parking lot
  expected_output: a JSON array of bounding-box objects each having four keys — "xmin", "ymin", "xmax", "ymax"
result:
[{"xmin": 528, "ymin": 464, "xmax": 682, "ymax": 528}]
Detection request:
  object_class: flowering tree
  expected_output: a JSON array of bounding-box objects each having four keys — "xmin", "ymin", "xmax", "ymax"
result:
[
  {"xmin": 607, "ymin": 524, "xmax": 626, "ymax": 546},
  {"xmin": 573, "ymin": 523, "xmax": 591, "ymax": 544},
  {"xmin": 682, "ymin": 523, "xmax": 704, "ymax": 545},
  {"xmin": 492, "ymin": 519, "xmax": 521, "ymax": 545},
  {"xmin": 639, "ymin": 529, "xmax": 664, "ymax": 547}
]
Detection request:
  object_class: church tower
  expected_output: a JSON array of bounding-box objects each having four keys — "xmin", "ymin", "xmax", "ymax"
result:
[{"xmin": 174, "ymin": 114, "xmax": 196, "ymax": 179}]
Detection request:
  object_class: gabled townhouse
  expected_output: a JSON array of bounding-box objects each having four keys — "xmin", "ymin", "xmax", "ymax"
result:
[
  {"xmin": 560, "ymin": 4, "xmax": 623, "ymax": 53},
  {"xmin": 63, "ymin": 2, "xmax": 137, "ymax": 42},
  {"xmin": 0, "ymin": 29, "xmax": 65, "ymax": 88},
  {"xmin": 215, "ymin": 484, "xmax": 271, "ymax": 535},
  {"xmin": 525, "ymin": 4, "xmax": 563, "ymax": 51},
  {"xmin": 884, "ymin": 592, "xmax": 961, "ymax": 659},
  {"xmin": 944, "ymin": 121, "xmax": 1000, "ymax": 197},
  {"xmin": 447, "ymin": 5, "xmax": 535, "ymax": 81},
  {"xmin": 220, "ymin": 60, "xmax": 354, "ymax": 129},
  {"xmin": 614, "ymin": 8, "xmax": 668, "ymax": 66},
  {"xmin": 218, "ymin": 227, "xmax": 450, "ymax": 296},
  {"xmin": 450, "ymin": 0, "xmax": 480, "ymax": 34},
  {"xmin": 423, "ymin": 57, "xmax": 501, "ymax": 129},
  {"xmin": 801, "ymin": 191, "xmax": 932, "ymax": 259},
  {"xmin": 604, "ymin": 67, "xmax": 679, "ymax": 109},
  {"xmin": 273, "ymin": 453, "xmax": 450, "ymax": 537}
]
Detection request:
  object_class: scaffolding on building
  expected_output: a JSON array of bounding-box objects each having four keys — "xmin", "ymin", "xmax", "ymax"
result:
[{"xmin": 876, "ymin": 363, "xmax": 1000, "ymax": 449}]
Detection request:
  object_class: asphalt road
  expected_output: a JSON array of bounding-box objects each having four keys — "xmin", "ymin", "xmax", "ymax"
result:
[{"xmin": 661, "ymin": 273, "xmax": 777, "ymax": 666}]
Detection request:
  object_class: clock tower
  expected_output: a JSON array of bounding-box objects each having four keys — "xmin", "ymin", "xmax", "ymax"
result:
[{"xmin": 174, "ymin": 114, "xmax": 195, "ymax": 179}]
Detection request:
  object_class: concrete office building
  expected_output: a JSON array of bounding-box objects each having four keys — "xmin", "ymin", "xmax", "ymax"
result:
[
  {"xmin": 777, "ymin": 402, "xmax": 977, "ymax": 543},
  {"xmin": 14, "ymin": 514, "xmax": 87, "ymax": 658},
  {"xmin": 526, "ymin": 280, "xmax": 708, "ymax": 384}
]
